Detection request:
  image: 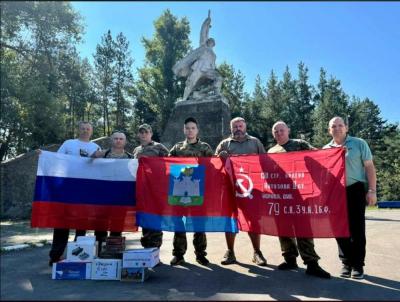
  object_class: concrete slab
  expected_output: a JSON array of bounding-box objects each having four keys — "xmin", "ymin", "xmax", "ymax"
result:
[{"xmin": 1, "ymin": 209, "xmax": 399, "ymax": 300}]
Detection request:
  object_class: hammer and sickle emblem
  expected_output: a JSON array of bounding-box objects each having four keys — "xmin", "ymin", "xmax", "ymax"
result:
[{"xmin": 235, "ymin": 173, "xmax": 253, "ymax": 199}]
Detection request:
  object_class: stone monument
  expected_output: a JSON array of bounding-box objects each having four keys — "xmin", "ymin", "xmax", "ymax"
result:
[{"xmin": 161, "ymin": 11, "xmax": 231, "ymax": 149}]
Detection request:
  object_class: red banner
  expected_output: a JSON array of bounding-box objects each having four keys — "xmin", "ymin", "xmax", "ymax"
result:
[
  {"xmin": 136, "ymin": 157, "xmax": 238, "ymax": 232},
  {"xmin": 226, "ymin": 148, "xmax": 349, "ymax": 238}
]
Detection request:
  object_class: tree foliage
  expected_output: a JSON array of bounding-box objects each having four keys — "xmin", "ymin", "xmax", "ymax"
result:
[
  {"xmin": 1, "ymin": 6, "xmax": 398, "ymax": 200},
  {"xmin": 312, "ymin": 69, "xmax": 349, "ymax": 147},
  {"xmin": 218, "ymin": 62, "xmax": 245, "ymax": 118},
  {"xmin": 242, "ymin": 75, "xmax": 270, "ymax": 145},
  {"xmin": 374, "ymin": 124, "xmax": 400, "ymax": 200},
  {"xmin": 293, "ymin": 62, "xmax": 314, "ymax": 141},
  {"xmin": 0, "ymin": 1, "xmax": 84, "ymax": 160},
  {"xmin": 133, "ymin": 10, "xmax": 191, "ymax": 139}
]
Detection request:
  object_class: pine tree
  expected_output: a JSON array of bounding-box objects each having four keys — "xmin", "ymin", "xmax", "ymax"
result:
[
  {"xmin": 218, "ymin": 62, "xmax": 245, "ymax": 118},
  {"xmin": 294, "ymin": 62, "xmax": 314, "ymax": 141},
  {"xmin": 113, "ymin": 32, "xmax": 134, "ymax": 132},
  {"xmin": 375, "ymin": 124, "xmax": 400, "ymax": 201},
  {"xmin": 312, "ymin": 69, "xmax": 349, "ymax": 147},
  {"xmin": 0, "ymin": 1, "xmax": 84, "ymax": 160},
  {"xmin": 94, "ymin": 30, "xmax": 116, "ymax": 136},
  {"xmin": 243, "ymin": 75, "xmax": 269, "ymax": 146},
  {"xmin": 348, "ymin": 97, "xmax": 398, "ymax": 200},
  {"xmin": 58, "ymin": 48, "xmax": 96, "ymax": 137},
  {"xmin": 280, "ymin": 66, "xmax": 297, "ymax": 135},
  {"xmin": 134, "ymin": 10, "xmax": 190, "ymax": 139},
  {"xmin": 264, "ymin": 70, "xmax": 285, "ymax": 146},
  {"xmin": 348, "ymin": 97, "xmax": 386, "ymax": 148}
]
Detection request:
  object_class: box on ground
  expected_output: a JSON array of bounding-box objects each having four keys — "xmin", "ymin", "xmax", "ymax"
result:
[
  {"xmin": 66, "ymin": 242, "xmax": 97, "ymax": 261},
  {"xmin": 91, "ymin": 259, "xmax": 122, "ymax": 280},
  {"xmin": 121, "ymin": 267, "xmax": 149, "ymax": 282},
  {"xmin": 52, "ymin": 261, "xmax": 91, "ymax": 280},
  {"xmin": 76, "ymin": 235, "xmax": 96, "ymax": 245},
  {"xmin": 106, "ymin": 236, "xmax": 125, "ymax": 246},
  {"xmin": 123, "ymin": 248, "xmax": 160, "ymax": 268},
  {"xmin": 99, "ymin": 250, "xmax": 123, "ymax": 259}
]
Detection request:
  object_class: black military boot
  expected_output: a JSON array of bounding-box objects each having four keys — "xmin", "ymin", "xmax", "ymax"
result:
[
  {"xmin": 306, "ymin": 261, "xmax": 331, "ymax": 279},
  {"xmin": 170, "ymin": 255, "xmax": 185, "ymax": 266},
  {"xmin": 278, "ymin": 258, "xmax": 298, "ymax": 270}
]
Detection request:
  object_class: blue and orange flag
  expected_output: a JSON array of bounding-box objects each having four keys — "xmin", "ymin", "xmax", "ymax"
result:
[{"xmin": 136, "ymin": 156, "xmax": 238, "ymax": 233}]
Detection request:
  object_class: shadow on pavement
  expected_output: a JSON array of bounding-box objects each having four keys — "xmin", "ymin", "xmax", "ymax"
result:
[
  {"xmin": 365, "ymin": 216, "xmax": 400, "ymax": 222},
  {"xmin": 2, "ymin": 246, "xmax": 400, "ymax": 300}
]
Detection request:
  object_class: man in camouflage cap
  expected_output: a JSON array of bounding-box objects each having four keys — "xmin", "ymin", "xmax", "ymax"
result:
[
  {"xmin": 133, "ymin": 123, "xmax": 169, "ymax": 249},
  {"xmin": 169, "ymin": 117, "xmax": 214, "ymax": 266}
]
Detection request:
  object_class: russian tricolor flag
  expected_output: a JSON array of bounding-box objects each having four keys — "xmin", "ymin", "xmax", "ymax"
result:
[{"xmin": 31, "ymin": 151, "xmax": 138, "ymax": 232}]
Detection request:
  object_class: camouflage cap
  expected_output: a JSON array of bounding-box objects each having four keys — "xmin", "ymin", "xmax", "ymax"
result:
[{"xmin": 138, "ymin": 123, "xmax": 152, "ymax": 132}]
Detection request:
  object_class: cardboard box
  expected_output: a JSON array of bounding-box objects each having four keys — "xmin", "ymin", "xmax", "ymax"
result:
[
  {"xmin": 123, "ymin": 248, "xmax": 160, "ymax": 268},
  {"xmin": 66, "ymin": 242, "xmax": 96, "ymax": 262},
  {"xmin": 52, "ymin": 261, "xmax": 91, "ymax": 280},
  {"xmin": 105, "ymin": 246, "xmax": 125, "ymax": 253},
  {"xmin": 91, "ymin": 259, "xmax": 122, "ymax": 280},
  {"xmin": 121, "ymin": 267, "xmax": 149, "ymax": 282},
  {"xmin": 99, "ymin": 250, "xmax": 123, "ymax": 259},
  {"xmin": 106, "ymin": 236, "xmax": 125, "ymax": 246},
  {"xmin": 76, "ymin": 235, "xmax": 96, "ymax": 245}
]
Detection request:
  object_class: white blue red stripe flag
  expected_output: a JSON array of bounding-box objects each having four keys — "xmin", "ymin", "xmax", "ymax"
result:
[{"xmin": 31, "ymin": 151, "xmax": 138, "ymax": 232}]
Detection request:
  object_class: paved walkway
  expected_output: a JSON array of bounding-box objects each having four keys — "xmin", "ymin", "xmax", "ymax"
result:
[{"xmin": 1, "ymin": 209, "xmax": 399, "ymax": 300}]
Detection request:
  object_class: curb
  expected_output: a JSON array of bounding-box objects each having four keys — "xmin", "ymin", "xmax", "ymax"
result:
[{"xmin": 1, "ymin": 242, "xmax": 47, "ymax": 252}]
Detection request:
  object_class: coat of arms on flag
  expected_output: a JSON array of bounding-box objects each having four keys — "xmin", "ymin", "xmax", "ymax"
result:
[
  {"xmin": 136, "ymin": 157, "xmax": 238, "ymax": 233},
  {"xmin": 168, "ymin": 164, "xmax": 205, "ymax": 206}
]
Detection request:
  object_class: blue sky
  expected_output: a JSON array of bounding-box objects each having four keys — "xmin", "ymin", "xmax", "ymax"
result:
[{"xmin": 71, "ymin": 1, "xmax": 400, "ymax": 123}]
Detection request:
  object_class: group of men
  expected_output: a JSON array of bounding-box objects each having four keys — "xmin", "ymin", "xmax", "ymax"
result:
[{"xmin": 47, "ymin": 115, "xmax": 377, "ymax": 280}]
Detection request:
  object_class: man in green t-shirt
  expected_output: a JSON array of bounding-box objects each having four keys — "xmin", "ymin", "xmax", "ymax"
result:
[
  {"xmin": 268, "ymin": 121, "xmax": 330, "ymax": 279},
  {"xmin": 323, "ymin": 116, "xmax": 377, "ymax": 280}
]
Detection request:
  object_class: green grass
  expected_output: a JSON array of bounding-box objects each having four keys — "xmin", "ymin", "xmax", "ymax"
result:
[{"xmin": 366, "ymin": 205, "xmax": 400, "ymax": 210}]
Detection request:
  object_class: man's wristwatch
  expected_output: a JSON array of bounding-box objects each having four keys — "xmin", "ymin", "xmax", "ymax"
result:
[{"xmin": 368, "ymin": 189, "xmax": 376, "ymax": 194}]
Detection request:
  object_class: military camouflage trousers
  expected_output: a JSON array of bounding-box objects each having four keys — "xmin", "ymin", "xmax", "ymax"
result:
[
  {"xmin": 173, "ymin": 232, "xmax": 207, "ymax": 257},
  {"xmin": 141, "ymin": 228, "xmax": 163, "ymax": 248},
  {"xmin": 279, "ymin": 237, "xmax": 320, "ymax": 265}
]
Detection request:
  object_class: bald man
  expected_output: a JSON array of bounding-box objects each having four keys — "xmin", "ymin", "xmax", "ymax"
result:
[
  {"xmin": 268, "ymin": 121, "xmax": 330, "ymax": 279},
  {"xmin": 92, "ymin": 131, "xmax": 133, "ymax": 253},
  {"xmin": 324, "ymin": 116, "xmax": 377, "ymax": 280}
]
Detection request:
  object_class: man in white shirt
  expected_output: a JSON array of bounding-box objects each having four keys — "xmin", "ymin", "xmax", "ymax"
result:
[{"xmin": 49, "ymin": 121, "xmax": 100, "ymax": 266}]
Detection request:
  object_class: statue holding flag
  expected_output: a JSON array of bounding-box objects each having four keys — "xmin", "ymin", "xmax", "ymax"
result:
[{"xmin": 173, "ymin": 10, "xmax": 222, "ymax": 102}]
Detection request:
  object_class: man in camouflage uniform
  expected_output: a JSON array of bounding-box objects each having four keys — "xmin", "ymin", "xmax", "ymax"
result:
[
  {"xmin": 132, "ymin": 124, "xmax": 169, "ymax": 249},
  {"xmin": 169, "ymin": 117, "xmax": 214, "ymax": 266},
  {"xmin": 215, "ymin": 117, "xmax": 268, "ymax": 266},
  {"xmin": 268, "ymin": 120, "xmax": 330, "ymax": 279},
  {"xmin": 91, "ymin": 131, "xmax": 132, "ymax": 253}
]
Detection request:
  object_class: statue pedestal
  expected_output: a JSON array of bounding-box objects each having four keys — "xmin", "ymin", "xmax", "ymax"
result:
[{"xmin": 161, "ymin": 94, "xmax": 231, "ymax": 150}]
